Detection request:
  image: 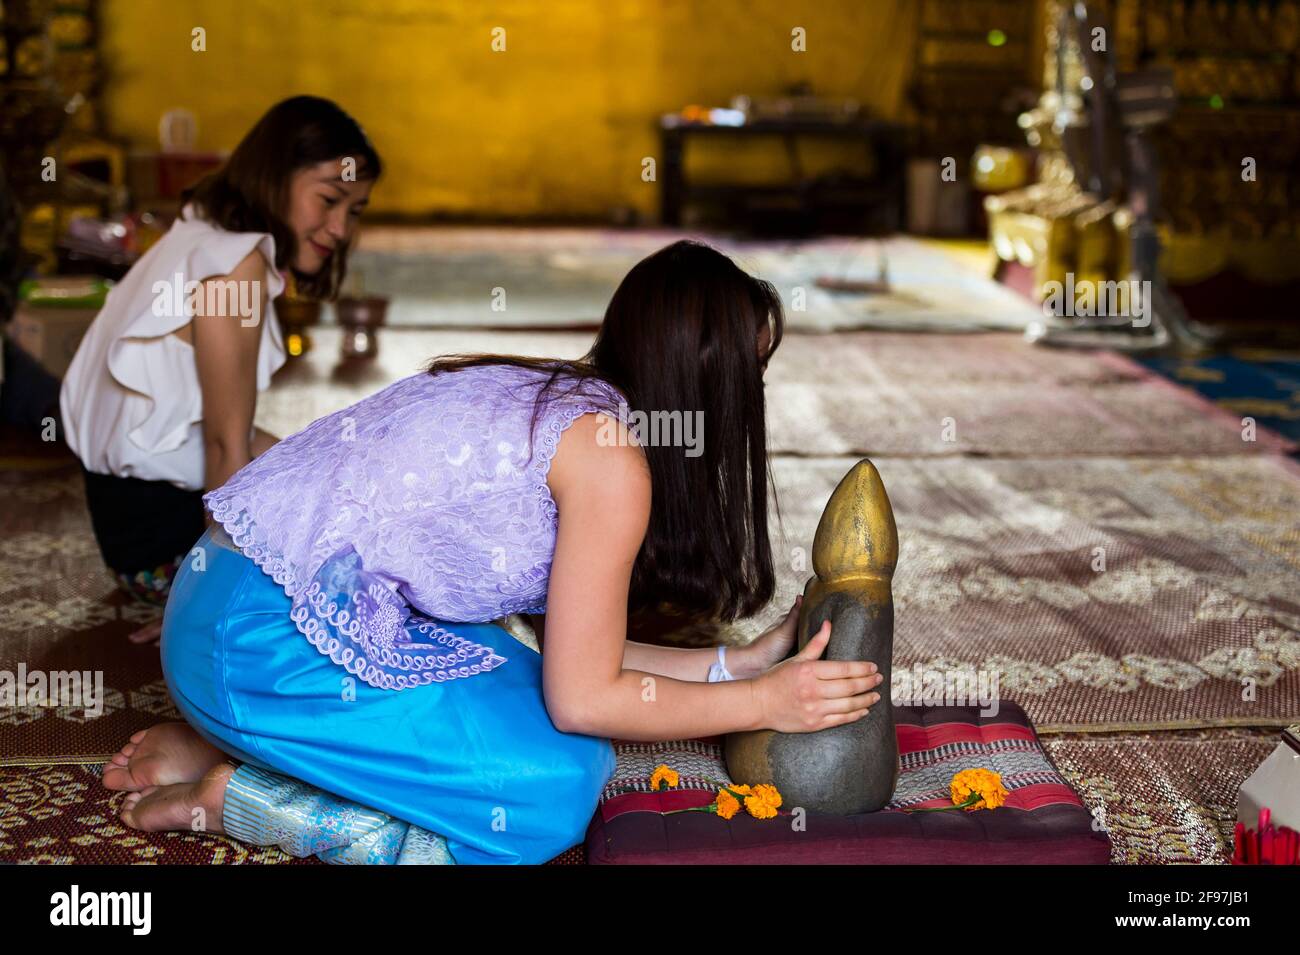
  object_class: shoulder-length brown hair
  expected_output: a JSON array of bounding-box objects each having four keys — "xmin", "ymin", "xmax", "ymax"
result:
[
  {"xmin": 426, "ymin": 239, "xmax": 786, "ymax": 624},
  {"xmin": 180, "ymin": 95, "xmax": 382, "ymax": 300}
]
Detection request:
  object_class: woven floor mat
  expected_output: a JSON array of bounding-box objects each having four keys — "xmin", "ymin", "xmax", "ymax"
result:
[
  {"xmin": 713, "ymin": 454, "xmax": 1300, "ymax": 733},
  {"xmin": 346, "ymin": 230, "xmax": 1038, "ymax": 333},
  {"xmin": 0, "ymin": 760, "xmax": 585, "ymax": 864},
  {"xmin": 1040, "ymin": 727, "xmax": 1281, "ymax": 864},
  {"xmin": 253, "ymin": 328, "xmax": 1293, "ymax": 458}
]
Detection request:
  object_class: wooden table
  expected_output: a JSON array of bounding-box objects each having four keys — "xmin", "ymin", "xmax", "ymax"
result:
[{"xmin": 658, "ymin": 114, "xmax": 907, "ymax": 233}]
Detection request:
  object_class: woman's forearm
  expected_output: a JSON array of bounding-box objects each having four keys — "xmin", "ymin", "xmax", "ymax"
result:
[
  {"xmin": 206, "ymin": 422, "xmax": 276, "ymax": 494},
  {"xmin": 621, "ymin": 640, "xmax": 756, "ymax": 681},
  {"xmin": 569, "ymin": 669, "xmax": 766, "ymax": 741},
  {"xmin": 203, "ymin": 440, "xmax": 251, "ymax": 495}
]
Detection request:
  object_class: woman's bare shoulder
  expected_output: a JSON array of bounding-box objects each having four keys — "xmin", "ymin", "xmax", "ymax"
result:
[{"xmin": 548, "ymin": 412, "xmax": 650, "ymax": 515}]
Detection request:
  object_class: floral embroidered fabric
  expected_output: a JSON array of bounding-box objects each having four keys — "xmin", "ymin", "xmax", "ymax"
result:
[{"xmin": 205, "ymin": 364, "xmax": 634, "ymax": 691}]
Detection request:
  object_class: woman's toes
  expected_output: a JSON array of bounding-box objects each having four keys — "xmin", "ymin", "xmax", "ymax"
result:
[
  {"xmin": 118, "ymin": 771, "xmax": 230, "ymax": 835},
  {"xmin": 102, "ymin": 761, "xmax": 138, "ymax": 791},
  {"xmin": 100, "ymin": 722, "xmax": 227, "ymax": 793},
  {"xmin": 119, "ymin": 788, "xmax": 152, "ymax": 827},
  {"xmin": 120, "ymin": 786, "xmax": 160, "ymax": 829}
]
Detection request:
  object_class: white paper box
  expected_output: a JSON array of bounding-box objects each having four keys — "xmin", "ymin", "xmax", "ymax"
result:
[{"xmin": 1237, "ymin": 726, "xmax": 1300, "ymax": 832}]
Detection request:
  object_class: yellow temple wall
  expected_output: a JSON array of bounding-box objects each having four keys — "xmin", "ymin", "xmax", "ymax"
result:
[{"xmin": 99, "ymin": 0, "xmax": 926, "ymax": 218}]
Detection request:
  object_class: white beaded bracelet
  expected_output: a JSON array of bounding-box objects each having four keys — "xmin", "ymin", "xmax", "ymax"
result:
[{"xmin": 707, "ymin": 646, "xmax": 735, "ymax": 682}]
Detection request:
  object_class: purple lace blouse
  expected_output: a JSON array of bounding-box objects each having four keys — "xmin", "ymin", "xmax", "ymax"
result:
[{"xmin": 205, "ymin": 363, "xmax": 633, "ymax": 691}]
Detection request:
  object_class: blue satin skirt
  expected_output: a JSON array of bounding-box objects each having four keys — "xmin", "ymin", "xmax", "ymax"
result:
[{"xmin": 160, "ymin": 525, "xmax": 617, "ymax": 864}]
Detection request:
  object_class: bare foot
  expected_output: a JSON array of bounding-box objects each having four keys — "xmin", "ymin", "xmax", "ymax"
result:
[
  {"xmin": 102, "ymin": 722, "xmax": 228, "ymax": 792},
  {"xmin": 120, "ymin": 762, "xmax": 235, "ymax": 834},
  {"xmin": 128, "ymin": 618, "xmax": 164, "ymax": 645}
]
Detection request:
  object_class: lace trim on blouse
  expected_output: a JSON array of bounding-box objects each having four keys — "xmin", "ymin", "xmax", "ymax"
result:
[{"xmin": 210, "ymin": 503, "xmax": 509, "ymax": 692}]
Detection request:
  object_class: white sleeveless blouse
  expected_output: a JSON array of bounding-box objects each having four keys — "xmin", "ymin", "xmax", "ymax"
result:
[{"xmin": 60, "ymin": 209, "xmax": 287, "ymax": 491}]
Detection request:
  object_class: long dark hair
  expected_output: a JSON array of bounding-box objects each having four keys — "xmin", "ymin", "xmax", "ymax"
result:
[
  {"xmin": 180, "ymin": 95, "xmax": 382, "ymax": 299},
  {"xmin": 426, "ymin": 239, "xmax": 785, "ymax": 623}
]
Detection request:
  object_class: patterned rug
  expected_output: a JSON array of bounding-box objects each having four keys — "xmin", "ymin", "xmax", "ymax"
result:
[
  {"xmin": 741, "ymin": 454, "xmax": 1300, "ymax": 733},
  {"xmin": 0, "ymin": 760, "xmax": 322, "ymax": 865},
  {"xmin": 254, "ymin": 328, "xmax": 1295, "ymax": 458},
  {"xmin": 763, "ymin": 351, "xmax": 1293, "ymax": 458},
  {"xmin": 1041, "ymin": 727, "xmax": 1282, "ymax": 864},
  {"xmin": 1139, "ymin": 350, "xmax": 1300, "ymax": 450},
  {"xmin": 347, "ymin": 228, "xmax": 1039, "ymax": 333},
  {"xmin": 0, "ymin": 759, "xmax": 584, "ymax": 865}
]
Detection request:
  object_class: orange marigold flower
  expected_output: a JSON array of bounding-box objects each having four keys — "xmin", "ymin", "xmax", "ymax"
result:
[
  {"xmin": 715, "ymin": 789, "xmax": 740, "ymax": 819},
  {"xmin": 750, "ymin": 783, "xmax": 783, "ymax": 810},
  {"xmin": 744, "ymin": 793, "xmax": 778, "ymax": 819},
  {"xmin": 649, "ymin": 765, "xmax": 679, "ymax": 791},
  {"xmin": 950, "ymin": 768, "xmax": 1009, "ymax": 810}
]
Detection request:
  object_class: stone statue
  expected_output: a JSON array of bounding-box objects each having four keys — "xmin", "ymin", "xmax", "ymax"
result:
[{"xmin": 724, "ymin": 458, "xmax": 900, "ymax": 815}]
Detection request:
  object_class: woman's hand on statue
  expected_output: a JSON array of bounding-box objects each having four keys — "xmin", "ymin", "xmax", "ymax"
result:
[
  {"xmin": 751, "ymin": 620, "xmax": 882, "ymax": 734},
  {"xmin": 735, "ymin": 595, "xmax": 803, "ymax": 677}
]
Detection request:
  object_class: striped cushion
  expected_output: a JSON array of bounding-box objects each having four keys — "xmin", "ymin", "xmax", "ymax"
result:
[{"xmin": 586, "ymin": 702, "xmax": 1110, "ymax": 864}]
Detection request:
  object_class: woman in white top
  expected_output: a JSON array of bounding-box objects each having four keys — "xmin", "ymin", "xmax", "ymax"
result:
[{"xmin": 60, "ymin": 95, "xmax": 381, "ymax": 642}]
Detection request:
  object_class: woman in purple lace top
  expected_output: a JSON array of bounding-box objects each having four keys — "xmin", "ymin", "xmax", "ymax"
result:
[{"xmin": 100, "ymin": 240, "xmax": 885, "ymax": 864}]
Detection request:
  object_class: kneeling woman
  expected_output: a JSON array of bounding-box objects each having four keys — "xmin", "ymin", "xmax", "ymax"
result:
[{"xmin": 101, "ymin": 242, "xmax": 885, "ymax": 864}]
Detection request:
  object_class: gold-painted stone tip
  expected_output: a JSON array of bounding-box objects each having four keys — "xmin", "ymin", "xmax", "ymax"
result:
[{"xmin": 811, "ymin": 458, "xmax": 898, "ymax": 582}]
